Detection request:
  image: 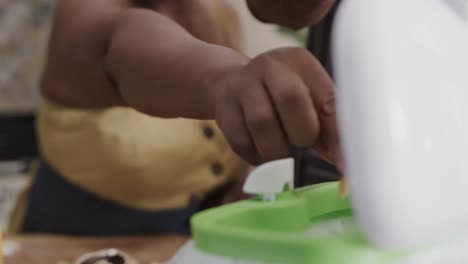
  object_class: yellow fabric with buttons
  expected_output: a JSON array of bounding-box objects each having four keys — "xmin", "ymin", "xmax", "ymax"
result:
[{"xmin": 36, "ymin": 98, "xmax": 248, "ymax": 210}]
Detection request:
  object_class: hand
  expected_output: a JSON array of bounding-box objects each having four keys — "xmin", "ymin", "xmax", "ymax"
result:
[
  {"xmin": 212, "ymin": 47, "xmax": 340, "ymax": 165},
  {"xmin": 201, "ymin": 167, "xmax": 253, "ymax": 208},
  {"xmin": 247, "ymin": 0, "xmax": 337, "ymax": 29}
]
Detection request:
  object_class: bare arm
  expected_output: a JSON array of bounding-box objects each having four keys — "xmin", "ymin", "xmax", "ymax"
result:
[
  {"xmin": 106, "ymin": 8, "xmax": 248, "ymax": 119},
  {"xmin": 42, "ymin": 0, "xmax": 247, "ymax": 119},
  {"xmin": 246, "ymin": 0, "xmax": 336, "ymax": 29},
  {"xmin": 43, "ymin": 0, "xmax": 340, "ymax": 165}
]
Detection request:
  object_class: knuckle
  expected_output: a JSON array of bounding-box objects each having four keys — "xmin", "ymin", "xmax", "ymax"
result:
[
  {"xmin": 231, "ymin": 70, "xmax": 260, "ymax": 97},
  {"xmin": 223, "ymin": 71, "xmax": 243, "ymax": 97},
  {"xmin": 255, "ymin": 54, "xmax": 279, "ymax": 72},
  {"xmin": 275, "ymin": 85, "xmax": 303, "ymax": 107},
  {"xmin": 250, "ymin": 50, "xmax": 284, "ymax": 72},
  {"xmin": 247, "ymin": 108, "xmax": 273, "ymax": 131},
  {"xmin": 285, "ymin": 47, "xmax": 311, "ymax": 61},
  {"xmin": 262, "ymin": 59, "xmax": 281, "ymax": 79}
]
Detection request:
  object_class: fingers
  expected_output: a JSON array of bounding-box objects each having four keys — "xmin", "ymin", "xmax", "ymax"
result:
[
  {"xmin": 261, "ymin": 62, "xmax": 321, "ymax": 148},
  {"xmin": 217, "ymin": 107, "xmax": 263, "ymax": 165},
  {"xmin": 214, "ymin": 47, "xmax": 341, "ymax": 166},
  {"xmin": 282, "ymin": 47, "xmax": 340, "ymax": 163},
  {"xmin": 307, "ymin": 68, "xmax": 339, "ymax": 162},
  {"xmin": 239, "ymin": 73, "xmax": 289, "ymax": 162},
  {"xmin": 214, "ymin": 77, "xmax": 263, "ymax": 164}
]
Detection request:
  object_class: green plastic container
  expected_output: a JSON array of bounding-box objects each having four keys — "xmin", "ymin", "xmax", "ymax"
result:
[{"xmin": 191, "ymin": 182, "xmax": 409, "ymax": 264}]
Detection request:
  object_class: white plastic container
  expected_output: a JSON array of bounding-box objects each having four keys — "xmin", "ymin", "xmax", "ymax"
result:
[{"xmin": 333, "ymin": 0, "xmax": 468, "ymax": 249}]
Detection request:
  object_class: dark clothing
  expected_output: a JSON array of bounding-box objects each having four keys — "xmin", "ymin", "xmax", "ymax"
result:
[
  {"xmin": 21, "ymin": 160, "xmax": 200, "ymax": 236},
  {"xmin": 307, "ymin": 1, "xmax": 340, "ymax": 76}
]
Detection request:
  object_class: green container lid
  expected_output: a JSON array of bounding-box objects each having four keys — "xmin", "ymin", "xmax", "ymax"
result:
[{"xmin": 191, "ymin": 182, "xmax": 408, "ymax": 264}]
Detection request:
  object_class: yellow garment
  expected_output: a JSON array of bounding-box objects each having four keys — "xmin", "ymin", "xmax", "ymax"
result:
[{"xmin": 37, "ymin": 99, "xmax": 248, "ymax": 210}]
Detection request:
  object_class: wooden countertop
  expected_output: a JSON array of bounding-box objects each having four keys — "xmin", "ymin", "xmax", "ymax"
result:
[{"xmin": 4, "ymin": 234, "xmax": 188, "ymax": 264}]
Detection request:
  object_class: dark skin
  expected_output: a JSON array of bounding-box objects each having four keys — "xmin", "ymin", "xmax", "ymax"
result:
[
  {"xmin": 42, "ymin": 0, "xmax": 340, "ymax": 166},
  {"xmin": 247, "ymin": 0, "xmax": 336, "ymax": 29}
]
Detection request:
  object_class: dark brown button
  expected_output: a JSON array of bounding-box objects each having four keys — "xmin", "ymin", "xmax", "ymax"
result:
[
  {"xmin": 211, "ymin": 161, "xmax": 224, "ymax": 176},
  {"xmin": 203, "ymin": 125, "xmax": 215, "ymax": 139}
]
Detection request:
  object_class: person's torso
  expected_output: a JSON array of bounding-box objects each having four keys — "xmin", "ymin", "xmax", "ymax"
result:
[
  {"xmin": 37, "ymin": 0, "xmax": 248, "ymax": 210},
  {"xmin": 38, "ymin": 99, "xmax": 248, "ymax": 210}
]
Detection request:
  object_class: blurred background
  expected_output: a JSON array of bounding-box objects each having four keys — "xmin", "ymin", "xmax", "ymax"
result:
[{"xmin": 0, "ymin": 0, "xmax": 305, "ymax": 230}]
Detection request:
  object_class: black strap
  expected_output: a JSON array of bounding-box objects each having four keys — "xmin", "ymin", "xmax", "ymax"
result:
[
  {"xmin": 21, "ymin": 160, "xmax": 201, "ymax": 236},
  {"xmin": 307, "ymin": 1, "xmax": 340, "ymax": 77}
]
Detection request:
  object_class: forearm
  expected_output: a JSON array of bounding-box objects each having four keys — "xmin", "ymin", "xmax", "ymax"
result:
[
  {"xmin": 246, "ymin": 0, "xmax": 336, "ymax": 29},
  {"xmin": 106, "ymin": 9, "xmax": 249, "ymax": 119}
]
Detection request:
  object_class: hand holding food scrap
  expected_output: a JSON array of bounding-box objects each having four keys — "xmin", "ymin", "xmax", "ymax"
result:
[{"xmin": 213, "ymin": 48, "xmax": 341, "ymax": 168}]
